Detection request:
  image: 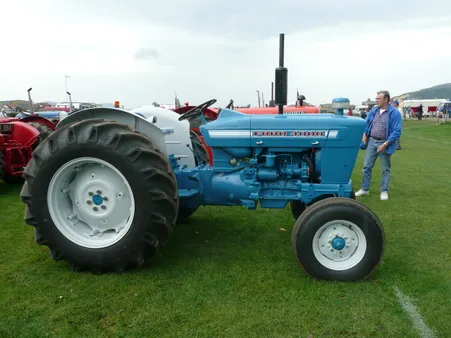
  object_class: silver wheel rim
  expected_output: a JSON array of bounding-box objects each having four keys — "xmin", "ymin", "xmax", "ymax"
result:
[
  {"xmin": 47, "ymin": 157, "xmax": 135, "ymax": 249},
  {"xmin": 312, "ymin": 220, "xmax": 367, "ymax": 271}
]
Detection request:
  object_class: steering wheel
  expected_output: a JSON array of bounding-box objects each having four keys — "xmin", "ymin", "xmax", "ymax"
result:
[{"xmin": 178, "ymin": 99, "xmax": 217, "ymax": 122}]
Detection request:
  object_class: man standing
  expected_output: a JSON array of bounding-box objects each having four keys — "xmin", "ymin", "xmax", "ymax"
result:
[
  {"xmin": 355, "ymin": 90, "xmax": 403, "ymax": 200},
  {"xmin": 417, "ymin": 104, "xmax": 424, "ymax": 120},
  {"xmin": 391, "ymin": 100, "xmax": 403, "ymax": 150}
]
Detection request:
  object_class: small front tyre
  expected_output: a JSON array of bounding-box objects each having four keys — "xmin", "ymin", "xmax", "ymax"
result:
[
  {"xmin": 291, "ymin": 198, "xmax": 384, "ymax": 281},
  {"xmin": 289, "ymin": 189, "xmax": 356, "ymax": 220}
]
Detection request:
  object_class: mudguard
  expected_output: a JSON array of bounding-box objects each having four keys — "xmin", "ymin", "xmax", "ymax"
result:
[
  {"xmin": 57, "ymin": 108, "xmax": 168, "ymax": 157},
  {"xmin": 130, "ymin": 106, "xmax": 196, "ymax": 168}
]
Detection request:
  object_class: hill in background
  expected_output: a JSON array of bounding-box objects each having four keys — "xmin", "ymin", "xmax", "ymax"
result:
[{"xmin": 394, "ymin": 83, "xmax": 451, "ymax": 101}]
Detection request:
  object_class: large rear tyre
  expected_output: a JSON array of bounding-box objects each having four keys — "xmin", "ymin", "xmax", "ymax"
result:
[
  {"xmin": 291, "ymin": 198, "xmax": 384, "ymax": 281},
  {"xmin": 27, "ymin": 122, "xmax": 54, "ymax": 141},
  {"xmin": 20, "ymin": 119, "xmax": 179, "ymax": 273}
]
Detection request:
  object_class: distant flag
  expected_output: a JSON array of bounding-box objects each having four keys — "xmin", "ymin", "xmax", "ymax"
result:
[{"xmin": 174, "ymin": 91, "xmax": 182, "ymax": 109}]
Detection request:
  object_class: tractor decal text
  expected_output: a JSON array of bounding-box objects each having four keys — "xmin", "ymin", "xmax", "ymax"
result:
[
  {"xmin": 251, "ymin": 130, "xmax": 329, "ymax": 137},
  {"xmin": 0, "ymin": 124, "xmax": 14, "ymax": 132},
  {"xmin": 207, "ymin": 130, "xmax": 339, "ymax": 138}
]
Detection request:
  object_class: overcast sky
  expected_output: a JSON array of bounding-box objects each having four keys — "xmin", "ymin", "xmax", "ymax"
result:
[{"xmin": 2, "ymin": 1, "xmax": 451, "ymax": 108}]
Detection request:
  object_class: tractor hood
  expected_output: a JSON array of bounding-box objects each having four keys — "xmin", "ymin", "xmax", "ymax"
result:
[{"xmin": 200, "ymin": 108, "xmax": 365, "ymax": 149}]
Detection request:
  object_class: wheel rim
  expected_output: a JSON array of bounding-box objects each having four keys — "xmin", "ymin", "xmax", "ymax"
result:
[
  {"xmin": 47, "ymin": 157, "xmax": 135, "ymax": 249},
  {"xmin": 312, "ymin": 220, "xmax": 367, "ymax": 271}
]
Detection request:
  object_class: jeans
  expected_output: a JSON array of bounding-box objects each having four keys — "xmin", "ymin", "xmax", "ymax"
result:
[{"xmin": 361, "ymin": 137, "xmax": 391, "ymax": 192}]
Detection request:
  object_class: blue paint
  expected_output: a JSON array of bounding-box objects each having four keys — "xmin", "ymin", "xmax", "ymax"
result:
[
  {"xmin": 168, "ymin": 97, "xmax": 365, "ymax": 210},
  {"xmin": 92, "ymin": 194, "xmax": 104, "ymax": 206},
  {"xmin": 332, "ymin": 97, "xmax": 350, "ymax": 116},
  {"xmin": 332, "ymin": 237, "xmax": 346, "ymax": 250}
]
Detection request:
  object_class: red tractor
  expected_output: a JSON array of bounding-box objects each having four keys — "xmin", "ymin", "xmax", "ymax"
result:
[{"xmin": 0, "ymin": 114, "xmax": 55, "ymax": 183}]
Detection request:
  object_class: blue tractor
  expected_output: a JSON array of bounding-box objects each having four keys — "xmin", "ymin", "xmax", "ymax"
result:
[{"xmin": 20, "ymin": 34, "xmax": 384, "ymax": 281}]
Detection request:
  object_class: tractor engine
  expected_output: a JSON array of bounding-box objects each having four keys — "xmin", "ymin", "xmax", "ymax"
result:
[
  {"xmin": 172, "ymin": 106, "xmax": 365, "ymax": 209},
  {"xmin": 246, "ymin": 150, "xmax": 312, "ymax": 182}
]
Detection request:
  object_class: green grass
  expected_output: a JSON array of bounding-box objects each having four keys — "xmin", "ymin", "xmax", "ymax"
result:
[{"xmin": 0, "ymin": 119, "xmax": 450, "ymax": 337}]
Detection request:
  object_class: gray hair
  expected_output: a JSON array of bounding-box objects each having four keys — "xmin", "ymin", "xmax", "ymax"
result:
[{"xmin": 377, "ymin": 90, "xmax": 390, "ymax": 102}]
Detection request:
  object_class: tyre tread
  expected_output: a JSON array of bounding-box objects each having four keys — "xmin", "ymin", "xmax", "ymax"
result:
[
  {"xmin": 20, "ymin": 118, "xmax": 178, "ymax": 273},
  {"xmin": 291, "ymin": 197, "xmax": 385, "ymax": 281}
]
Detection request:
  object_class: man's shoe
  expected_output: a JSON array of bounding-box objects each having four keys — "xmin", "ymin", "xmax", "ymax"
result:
[
  {"xmin": 380, "ymin": 191, "xmax": 389, "ymax": 200},
  {"xmin": 355, "ymin": 189, "xmax": 369, "ymax": 197}
]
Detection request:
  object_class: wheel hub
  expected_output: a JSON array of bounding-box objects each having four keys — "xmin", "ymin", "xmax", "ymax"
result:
[
  {"xmin": 331, "ymin": 237, "xmax": 346, "ymax": 250},
  {"xmin": 92, "ymin": 194, "xmax": 104, "ymax": 206}
]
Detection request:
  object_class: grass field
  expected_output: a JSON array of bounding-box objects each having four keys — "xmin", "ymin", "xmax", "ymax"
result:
[{"xmin": 0, "ymin": 119, "xmax": 450, "ymax": 337}]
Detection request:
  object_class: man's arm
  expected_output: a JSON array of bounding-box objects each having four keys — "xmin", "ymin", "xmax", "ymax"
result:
[{"xmin": 387, "ymin": 111, "xmax": 403, "ymax": 144}]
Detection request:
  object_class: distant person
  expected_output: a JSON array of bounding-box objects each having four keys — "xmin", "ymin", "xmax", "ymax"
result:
[
  {"xmin": 406, "ymin": 105, "xmax": 411, "ymax": 118},
  {"xmin": 417, "ymin": 104, "xmax": 423, "ymax": 120},
  {"xmin": 391, "ymin": 100, "xmax": 403, "ymax": 150},
  {"xmin": 355, "ymin": 90, "xmax": 403, "ymax": 201}
]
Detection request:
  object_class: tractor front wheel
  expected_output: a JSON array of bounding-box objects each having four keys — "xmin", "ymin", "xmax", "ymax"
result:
[
  {"xmin": 20, "ymin": 119, "xmax": 179, "ymax": 273},
  {"xmin": 289, "ymin": 189, "xmax": 356, "ymax": 220},
  {"xmin": 291, "ymin": 198, "xmax": 384, "ymax": 281}
]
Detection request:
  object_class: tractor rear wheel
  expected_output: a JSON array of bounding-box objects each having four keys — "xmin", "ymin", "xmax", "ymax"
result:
[
  {"xmin": 20, "ymin": 119, "xmax": 179, "ymax": 273},
  {"xmin": 27, "ymin": 122, "xmax": 54, "ymax": 141},
  {"xmin": 291, "ymin": 197, "xmax": 384, "ymax": 281},
  {"xmin": 27, "ymin": 122, "xmax": 54, "ymax": 149}
]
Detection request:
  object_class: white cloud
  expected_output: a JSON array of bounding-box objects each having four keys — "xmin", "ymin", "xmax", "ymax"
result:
[{"xmin": 1, "ymin": 1, "xmax": 451, "ymax": 108}]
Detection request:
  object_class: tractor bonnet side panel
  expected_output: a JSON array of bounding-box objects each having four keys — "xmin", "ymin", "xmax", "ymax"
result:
[{"xmin": 320, "ymin": 116, "xmax": 366, "ymax": 184}]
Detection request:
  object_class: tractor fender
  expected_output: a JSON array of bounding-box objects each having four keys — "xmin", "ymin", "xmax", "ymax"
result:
[
  {"xmin": 130, "ymin": 106, "xmax": 196, "ymax": 168},
  {"xmin": 7, "ymin": 121, "xmax": 41, "ymax": 147},
  {"xmin": 57, "ymin": 107, "xmax": 168, "ymax": 157}
]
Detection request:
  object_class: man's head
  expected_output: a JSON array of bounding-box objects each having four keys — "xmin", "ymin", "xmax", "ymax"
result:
[
  {"xmin": 376, "ymin": 90, "xmax": 390, "ymax": 109},
  {"xmin": 392, "ymin": 99, "xmax": 399, "ymax": 108}
]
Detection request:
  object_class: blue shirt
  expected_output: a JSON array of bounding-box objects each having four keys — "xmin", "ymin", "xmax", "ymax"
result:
[{"xmin": 363, "ymin": 104, "xmax": 403, "ymax": 155}]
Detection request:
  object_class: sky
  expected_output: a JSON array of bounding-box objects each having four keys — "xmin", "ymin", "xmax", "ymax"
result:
[{"xmin": 2, "ymin": 0, "xmax": 451, "ymax": 109}]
